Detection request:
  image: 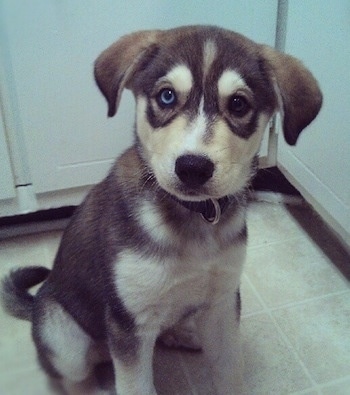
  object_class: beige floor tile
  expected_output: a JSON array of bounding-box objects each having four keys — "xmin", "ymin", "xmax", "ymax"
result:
[
  {"xmin": 245, "ymin": 236, "xmax": 349, "ymax": 308},
  {"xmin": 247, "ymin": 202, "xmax": 307, "ymax": 247},
  {"xmin": 320, "ymin": 377, "xmax": 350, "ymax": 394},
  {"xmin": 241, "ymin": 313, "xmax": 312, "ymax": 394},
  {"xmin": 240, "ymin": 274, "xmax": 264, "ymax": 316},
  {"xmin": 43, "ymin": 230, "xmax": 63, "ymax": 263},
  {"xmin": 273, "ymin": 292, "xmax": 350, "ymax": 384},
  {"xmin": 0, "ymin": 315, "xmax": 51, "ymax": 395},
  {"xmin": 0, "ymin": 231, "xmax": 60, "ymax": 276},
  {"xmin": 0, "ymin": 366, "xmax": 52, "ymax": 395},
  {"xmin": 0, "ymin": 235, "xmax": 48, "ymax": 274},
  {"xmin": 0, "ymin": 315, "xmax": 34, "ymax": 368}
]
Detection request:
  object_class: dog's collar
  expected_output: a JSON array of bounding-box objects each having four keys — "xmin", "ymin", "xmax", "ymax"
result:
[{"xmin": 173, "ymin": 196, "xmax": 231, "ymax": 225}]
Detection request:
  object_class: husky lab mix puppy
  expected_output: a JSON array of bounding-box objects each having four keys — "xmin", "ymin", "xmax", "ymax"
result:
[{"xmin": 1, "ymin": 26, "xmax": 322, "ymax": 394}]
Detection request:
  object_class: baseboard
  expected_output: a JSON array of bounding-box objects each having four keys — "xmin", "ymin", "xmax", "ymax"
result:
[
  {"xmin": 0, "ymin": 207, "xmax": 75, "ymax": 239},
  {"xmin": 278, "ymin": 163, "xmax": 350, "ymax": 254}
]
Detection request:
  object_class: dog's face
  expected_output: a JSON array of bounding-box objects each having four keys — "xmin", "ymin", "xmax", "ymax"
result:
[
  {"xmin": 132, "ymin": 36, "xmax": 276, "ymax": 201},
  {"xmin": 95, "ymin": 26, "xmax": 322, "ymax": 201}
]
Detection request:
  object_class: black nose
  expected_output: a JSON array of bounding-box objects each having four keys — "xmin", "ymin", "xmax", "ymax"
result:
[{"xmin": 175, "ymin": 154, "xmax": 214, "ymax": 188}]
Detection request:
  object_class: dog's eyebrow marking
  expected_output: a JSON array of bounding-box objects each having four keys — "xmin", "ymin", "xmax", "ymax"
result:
[
  {"xmin": 164, "ymin": 64, "xmax": 193, "ymax": 93},
  {"xmin": 218, "ymin": 70, "xmax": 247, "ymax": 97},
  {"xmin": 203, "ymin": 40, "xmax": 217, "ymax": 77}
]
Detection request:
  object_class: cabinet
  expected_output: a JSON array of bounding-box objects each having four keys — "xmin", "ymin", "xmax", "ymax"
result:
[
  {"xmin": 0, "ymin": 0, "xmax": 277, "ymax": 216},
  {"xmin": 277, "ymin": 1, "xmax": 350, "ymax": 247}
]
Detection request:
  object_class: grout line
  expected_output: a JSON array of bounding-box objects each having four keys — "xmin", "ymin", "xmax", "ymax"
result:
[
  {"xmin": 290, "ymin": 388, "xmax": 320, "ymax": 395},
  {"xmin": 241, "ymin": 273, "xmax": 266, "ymax": 319},
  {"xmin": 241, "ymin": 288, "xmax": 350, "ymax": 319},
  {"xmin": 317, "ymin": 374, "xmax": 350, "ymax": 391},
  {"xmin": 242, "ymin": 274, "xmax": 319, "ymax": 391},
  {"xmin": 246, "ymin": 233, "xmax": 310, "ymax": 251},
  {"xmin": 291, "ymin": 374, "xmax": 350, "ymax": 395},
  {"xmin": 269, "ymin": 289, "xmax": 350, "ymax": 312},
  {"xmin": 290, "ymin": 389, "xmax": 319, "ymax": 395},
  {"xmin": 245, "ymin": 284, "xmax": 350, "ymax": 393}
]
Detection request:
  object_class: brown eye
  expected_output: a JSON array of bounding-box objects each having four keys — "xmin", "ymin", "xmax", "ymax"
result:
[{"xmin": 228, "ymin": 95, "xmax": 250, "ymax": 117}]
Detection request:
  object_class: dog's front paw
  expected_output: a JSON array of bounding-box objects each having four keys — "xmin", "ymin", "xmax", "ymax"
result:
[{"xmin": 158, "ymin": 326, "xmax": 202, "ymax": 352}]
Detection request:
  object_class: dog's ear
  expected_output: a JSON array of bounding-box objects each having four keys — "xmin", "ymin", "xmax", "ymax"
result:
[
  {"xmin": 260, "ymin": 45, "xmax": 322, "ymax": 145},
  {"xmin": 94, "ymin": 30, "xmax": 160, "ymax": 117}
]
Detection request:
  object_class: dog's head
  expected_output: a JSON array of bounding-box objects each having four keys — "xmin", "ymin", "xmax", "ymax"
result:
[{"xmin": 95, "ymin": 26, "xmax": 322, "ymax": 202}]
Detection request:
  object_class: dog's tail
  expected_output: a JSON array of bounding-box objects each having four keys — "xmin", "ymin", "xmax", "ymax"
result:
[{"xmin": 1, "ymin": 266, "xmax": 50, "ymax": 321}]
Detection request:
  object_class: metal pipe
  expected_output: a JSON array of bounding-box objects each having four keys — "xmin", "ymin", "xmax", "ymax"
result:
[
  {"xmin": 266, "ymin": 0, "xmax": 288, "ymax": 167},
  {"xmin": 0, "ymin": 5, "xmax": 33, "ymax": 188}
]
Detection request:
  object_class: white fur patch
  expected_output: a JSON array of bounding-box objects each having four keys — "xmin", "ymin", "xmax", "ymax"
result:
[
  {"xmin": 184, "ymin": 97, "xmax": 208, "ymax": 151},
  {"xmin": 203, "ymin": 40, "xmax": 217, "ymax": 77},
  {"xmin": 115, "ymin": 239, "xmax": 245, "ymax": 328},
  {"xmin": 221, "ymin": 206, "xmax": 247, "ymax": 242},
  {"xmin": 41, "ymin": 302, "xmax": 92, "ymax": 381},
  {"xmin": 115, "ymin": 252, "xmax": 170, "ymax": 329},
  {"xmin": 164, "ymin": 64, "xmax": 193, "ymax": 93},
  {"xmin": 137, "ymin": 200, "xmax": 173, "ymax": 245},
  {"xmin": 218, "ymin": 70, "xmax": 247, "ymax": 97}
]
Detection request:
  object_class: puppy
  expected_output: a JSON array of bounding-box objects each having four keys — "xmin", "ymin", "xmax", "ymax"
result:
[{"xmin": 1, "ymin": 25, "xmax": 322, "ymax": 395}]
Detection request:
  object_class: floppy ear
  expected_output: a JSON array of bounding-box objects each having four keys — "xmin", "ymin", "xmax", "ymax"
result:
[
  {"xmin": 260, "ymin": 45, "xmax": 322, "ymax": 145},
  {"xmin": 94, "ymin": 30, "xmax": 160, "ymax": 117}
]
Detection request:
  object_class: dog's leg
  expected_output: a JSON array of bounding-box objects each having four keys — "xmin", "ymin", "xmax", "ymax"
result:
[
  {"xmin": 33, "ymin": 300, "xmax": 109, "ymax": 395},
  {"xmin": 62, "ymin": 376, "xmax": 111, "ymax": 395},
  {"xmin": 107, "ymin": 318, "xmax": 158, "ymax": 395},
  {"xmin": 197, "ymin": 290, "xmax": 244, "ymax": 395},
  {"xmin": 158, "ymin": 315, "xmax": 202, "ymax": 351}
]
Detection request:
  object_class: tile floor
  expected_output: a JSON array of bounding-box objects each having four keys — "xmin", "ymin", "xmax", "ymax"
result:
[{"xmin": 0, "ymin": 201, "xmax": 349, "ymax": 395}]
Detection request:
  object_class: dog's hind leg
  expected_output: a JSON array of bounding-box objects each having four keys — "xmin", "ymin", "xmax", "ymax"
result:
[
  {"xmin": 107, "ymin": 316, "xmax": 158, "ymax": 395},
  {"xmin": 33, "ymin": 300, "xmax": 109, "ymax": 395}
]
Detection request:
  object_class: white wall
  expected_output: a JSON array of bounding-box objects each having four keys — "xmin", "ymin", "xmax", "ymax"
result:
[{"xmin": 278, "ymin": 1, "xmax": 350, "ymax": 247}]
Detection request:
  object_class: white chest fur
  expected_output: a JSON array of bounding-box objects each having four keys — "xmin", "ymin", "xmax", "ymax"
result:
[
  {"xmin": 114, "ymin": 241, "xmax": 245, "ymax": 331},
  {"xmin": 113, "ymin": 197, "xmax": 246, "ymax": 332}
]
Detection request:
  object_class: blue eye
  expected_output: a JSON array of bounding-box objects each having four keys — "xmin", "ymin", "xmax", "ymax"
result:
[{"xmin": 157, "ymin": 88, "xmax": 177, "ymax": 108}]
